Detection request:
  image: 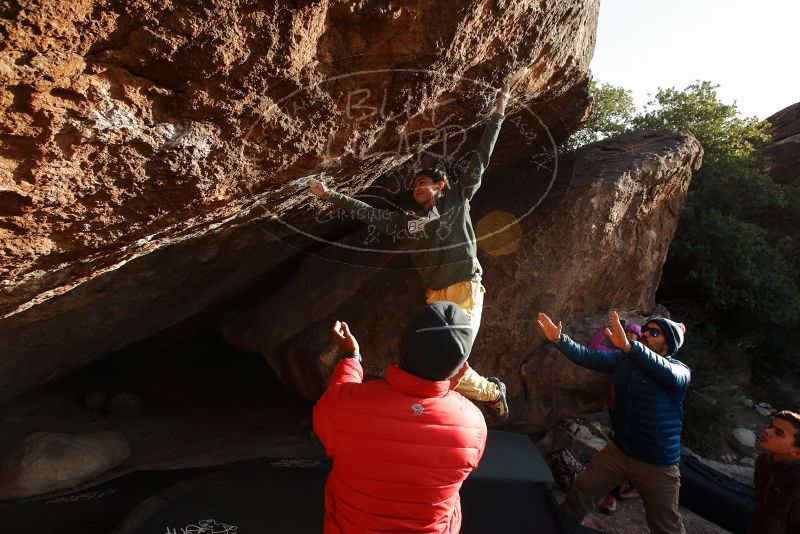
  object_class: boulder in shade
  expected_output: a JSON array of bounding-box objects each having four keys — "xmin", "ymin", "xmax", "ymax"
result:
[
  {"xmin": 730, "ymin": 427, "xmax": 757, "ymax": 453},
  {"xmin": 0, "ymin": 431, "xmax": 130, "ymax": 500},
  {"xmin": 107, "ymin": 393, "xmax": 144, "ymax": 419}
]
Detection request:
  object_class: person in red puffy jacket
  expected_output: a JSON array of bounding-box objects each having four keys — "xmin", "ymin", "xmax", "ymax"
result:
[{"xmin": 313, "ymin": 302, "xmax": 488, "ymax": 533}]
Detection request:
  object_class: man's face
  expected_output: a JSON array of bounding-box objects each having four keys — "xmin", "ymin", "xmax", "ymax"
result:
[
  {"xmin": 412, "ymin": 174, "xmax": 442, "ymax": 208},
  {"xmin": 640, "ymin": 322, "xmax": 668, "ymax": 356},
  {"xmin": 758, "ymin": 418, "xmax": 800, "ymax": 458}
]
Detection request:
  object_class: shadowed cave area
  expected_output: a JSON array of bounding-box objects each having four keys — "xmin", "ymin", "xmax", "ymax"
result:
[{"xmin": 0, "ymin": 322, "xmax": 322, "ymax": 484}]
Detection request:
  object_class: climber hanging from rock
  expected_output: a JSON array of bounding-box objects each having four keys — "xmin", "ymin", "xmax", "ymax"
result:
[{"xmin": 308, "ymin": 75, "xmax": 523, "ymax": 422}]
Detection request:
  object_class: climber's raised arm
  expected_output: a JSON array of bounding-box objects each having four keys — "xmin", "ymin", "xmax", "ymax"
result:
[{"xmin": 454, "ymin": 83, "xmax": 510, "ymax": 201}]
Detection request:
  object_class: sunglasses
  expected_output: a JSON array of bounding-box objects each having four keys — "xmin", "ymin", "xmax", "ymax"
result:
[{"xmin": 643, "ymin": 327, "xmax": 661, "ymax": 337}]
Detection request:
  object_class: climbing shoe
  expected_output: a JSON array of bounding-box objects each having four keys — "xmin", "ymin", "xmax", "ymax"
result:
[
  {"xmin": 600, "ymin": 495, "xmax": 617, "ymax": 515},
  {"xmin": 617, "ymin": 483, "xmax": 640, "ymax": 500},
  {"xmin": 485, "ymin": 377, "xmax": 509, "ymax": 422}
]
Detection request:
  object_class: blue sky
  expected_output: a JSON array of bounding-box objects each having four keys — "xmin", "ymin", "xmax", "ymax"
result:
[{"xmin": 590, "ymin": 0, "xmax": 799, "ymax": 119}]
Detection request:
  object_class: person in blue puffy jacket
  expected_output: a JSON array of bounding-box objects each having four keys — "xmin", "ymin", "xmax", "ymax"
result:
[{"xmin": 538, "ymin": 310, "xmax": 690, "ymax": 534}]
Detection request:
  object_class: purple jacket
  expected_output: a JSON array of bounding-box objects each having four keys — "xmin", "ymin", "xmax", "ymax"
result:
[{"xmin": 588, "ymin": 327, "xmax": 616, "ymax": 352}]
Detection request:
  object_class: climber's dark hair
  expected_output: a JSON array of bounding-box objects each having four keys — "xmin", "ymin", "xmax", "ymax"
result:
[
  {"xmin": 415, "ymin": 167, "xmax": 449, "ymax": 189},
  {"xmin": 775, "ymin": 411, "xmax": 800, "ymax": 448}
]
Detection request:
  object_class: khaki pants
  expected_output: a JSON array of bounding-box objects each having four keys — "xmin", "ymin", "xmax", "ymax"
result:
[
  {"xmin": 563, "ymin": 442, "xmax": 686, "ymax": 534},
  {"xmin": 425, "ymin": 280, "xmax": 498, "ymax": 402}
]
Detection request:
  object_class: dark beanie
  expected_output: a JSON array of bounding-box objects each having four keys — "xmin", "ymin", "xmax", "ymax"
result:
[
  {"xmin": 398, "ymin": 302, "xmax": 474, "ymax": 381},
  {"xmin": 646, "ymin": 317, "xmax": 687, "ymax": 356}
]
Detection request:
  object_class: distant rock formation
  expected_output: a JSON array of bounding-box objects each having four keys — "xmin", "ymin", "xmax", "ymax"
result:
[
  {"xmin": 762, "ymin": 102, "xmax": 800, "ymax": 185},
  {"xmin": 0, "ymin": 0, "xmax": 600, "ymax": 403}
]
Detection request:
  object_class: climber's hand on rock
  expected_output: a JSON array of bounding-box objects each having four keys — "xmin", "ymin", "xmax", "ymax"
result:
[
  {"xmin": 494, "ymin": 66, "xmax": 526, "ymax": 114},
  {"xmin": 494, "ymin": 82, "xmax": 511, "ymax": 114},
  {"xmin": 332, "ymin": 320, "xmax": 359, "ymax": 355},
  {"xmin": 537, "ymin": 312, "xmax": 562, "ymax": 343},
  {"xmin": 604, "ymin": 310, "xmax": 632, "ymax": 353},
  {"xmin": 309, "ymin": 178, "xmax": 330, "ymax": 199}
]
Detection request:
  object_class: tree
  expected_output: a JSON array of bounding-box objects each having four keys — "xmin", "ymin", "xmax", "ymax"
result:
[
  {"xmin": 632, "ymin": 82, "xmax": 800, "ymax": 332},
  {"xmin": 633, "ymin": 81, "xmax": 769, "ymax": 164},
  {"xmin": 562, "ymin": 81, "xmax": 636, "ymax": 151}
]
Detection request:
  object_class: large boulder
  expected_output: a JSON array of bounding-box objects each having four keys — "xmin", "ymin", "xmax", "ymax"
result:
[
  {"xmin": 0, "ymin": 0, "xmax": 600, "ymax": 403},
  {"xmin": 0, "ymin": 431, "xmax": 130, "ymax": 500},
  {"xmin": 221, "ymin": 129, "xmax": 703, "ymax": 430},
  {"xmin": 762, "ymin": 102, "xmax": 800, "ymax": 185},
  {"xmin": 729, "ymin": 427, "xmax": 757, "ymax": 455}
]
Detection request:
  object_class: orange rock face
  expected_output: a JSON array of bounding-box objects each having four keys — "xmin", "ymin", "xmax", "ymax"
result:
[
  {"xmin": 1, "ymin": 1, "xmax": 598, "ymax": 403},
  {"xmin": 762, "ymin": 102, "xmax": 800, "ymax": 185}
]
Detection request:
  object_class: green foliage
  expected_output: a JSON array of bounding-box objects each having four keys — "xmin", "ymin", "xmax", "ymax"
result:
[
  {"xmin": 632, "ymin": 81, "xmax": 770, "ymax": 164},
  {"xmin": 673, "ymin": 320, "xmax": 745, "ymax": 452},
  {"xmin": 683, "ymin": 386, "xmax": 741, "ymax": 452},
  {"xmin": 562, "ymin": 81, "xmax": 636, "ymax": 151},
  {"xmin": 752, "ymin": 329, "xmax": 800, "ymax": 378},
  {"xmin": 667, "ymin": 206, "xmax": 800, "ymax": 326}
]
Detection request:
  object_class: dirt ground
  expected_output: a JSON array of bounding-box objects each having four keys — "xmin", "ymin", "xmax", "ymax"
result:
[{"xmin": 553, "ymin": 490, "xmax": 732, "ymax": 534}]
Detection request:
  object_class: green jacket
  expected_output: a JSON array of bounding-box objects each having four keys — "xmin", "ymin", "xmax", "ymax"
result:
[{"xmin": 328, "ymin": 112, "xmax": 505, "ymax": 290}]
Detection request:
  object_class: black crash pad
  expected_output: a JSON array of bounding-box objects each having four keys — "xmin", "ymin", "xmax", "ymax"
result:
[
  {"xmin": 679, "ymin": 454, "xmax": 755, "ymax": 534},
  {"xmin": 1, "ymin": 431, "xmax": 597, "ymax": 534}
]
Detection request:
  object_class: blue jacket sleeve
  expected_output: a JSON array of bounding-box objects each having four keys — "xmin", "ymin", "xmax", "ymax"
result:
[
  {"xmin": 626, "ymin": 341, "xmax": 691, "ymax": 391},
  {"xmin": 556, "ymin": 333, "xmax": 622, "ymax": 374}
]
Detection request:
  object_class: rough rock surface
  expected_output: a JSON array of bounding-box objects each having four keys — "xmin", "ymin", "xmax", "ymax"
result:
[
  {"xmin": 221, "ymin": 129, "xmax": 703, "ymax": 430},
  {"xmin": 1, "ymin": 0, "xmax": 600, "ymax": 403},
  {"xmin": 755, "ymin": 404, "xmax": 774, "ymax": 417},
  {"xmin": 0, "ymin": 431, "xmax": 130, "ymax": 500},
  {"xmin": 106, "ymin": 392, "xmax": 144, "ymax": 418},
  {"xmin": 535, "ymin": 415, "xmax": 612, "ymax": 461},
  {"xmin": 682, "ymin": 445, "xmax": 755, "ymax": 486},
  {"xmin": 762, "ymin": 102, "xmax": 800, "ymax": 185},
  {"xmin": 730, "ymin": 427, "xmax": 757, "ymax": 454}
]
